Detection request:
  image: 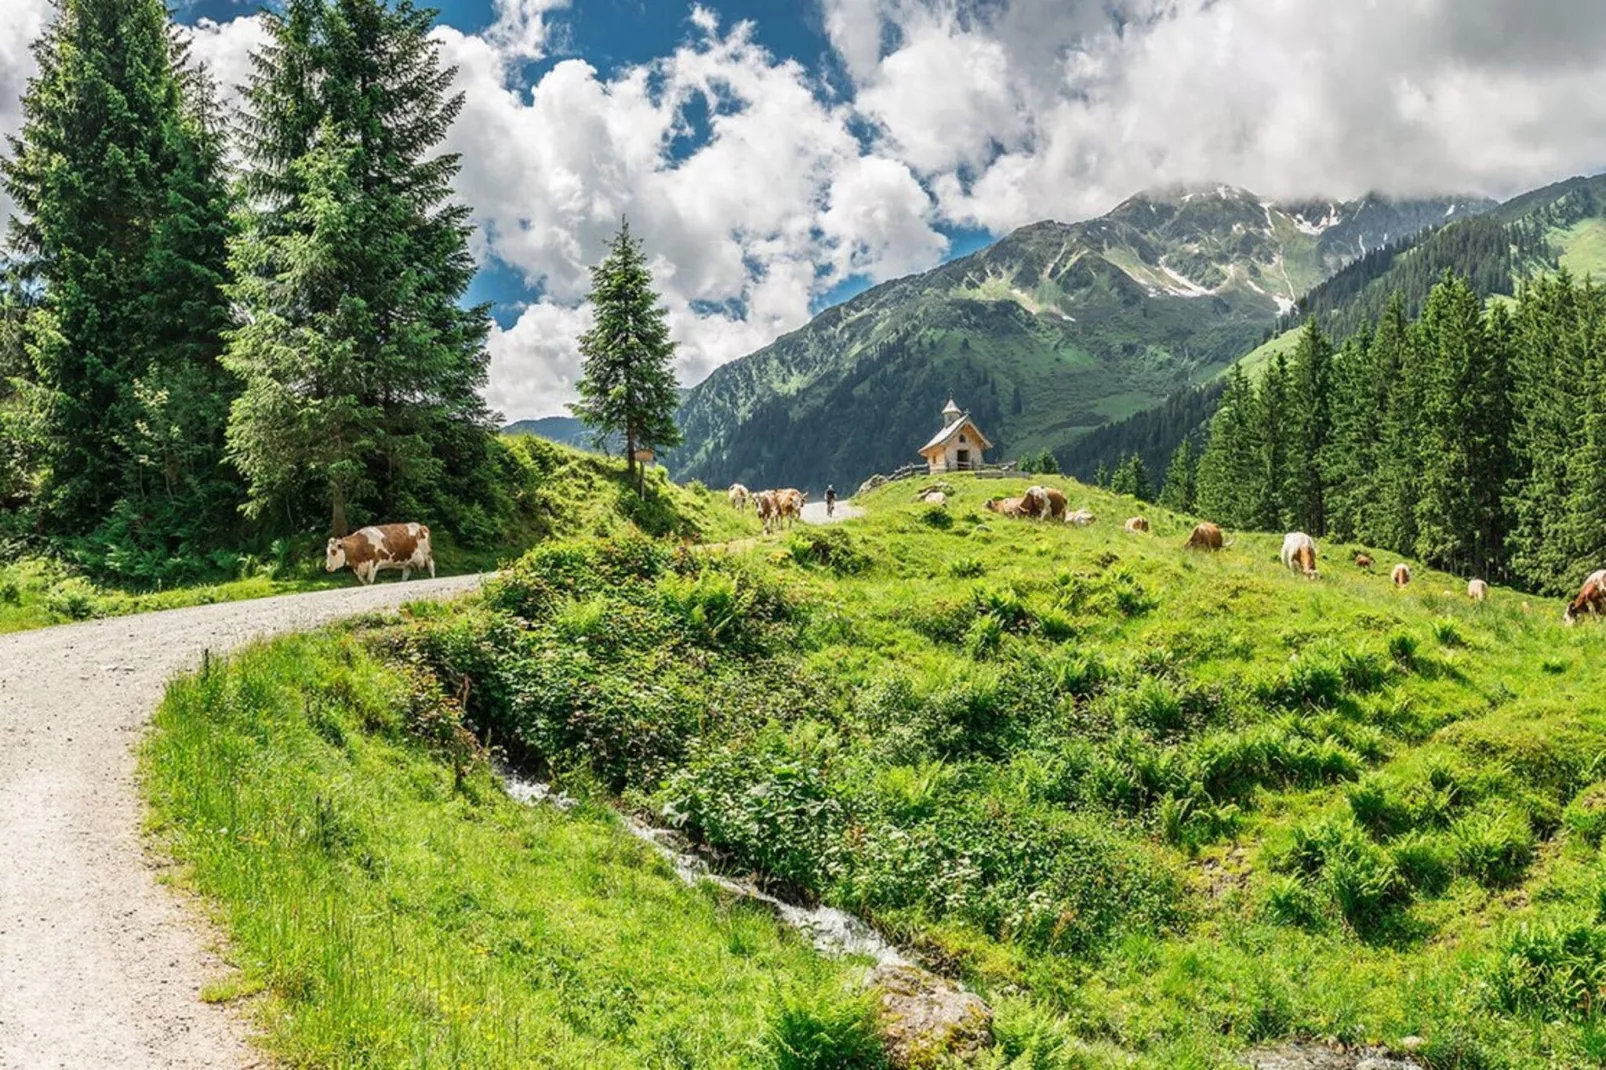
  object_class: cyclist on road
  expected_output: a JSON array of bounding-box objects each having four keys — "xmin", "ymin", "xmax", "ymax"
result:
[{"xmin": 824, "ymin": 484, "xmax": 837, "ymax": 517}]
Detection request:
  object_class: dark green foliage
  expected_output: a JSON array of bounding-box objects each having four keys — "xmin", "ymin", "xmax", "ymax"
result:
[
  {"xmin": 223, "ymin": 0, "xmax": 493, "ymax": 537},
  {"xmin": 1157, "ymin": 435, "xmax": 1198, "ymax": 512},
  {"xmin": 1195, "ymin": 364, "xmax": 1262, "ymax": 528},
  {"xmin": 2, "ymin": 0, "xmax": 239, "ymax": 581},
  {"xmin": 1109, "ymin": 453, "xmax": 1153, "ymax": 503},
  {"xmin": 1483, "ymin": 922, "xmax": 1606, "ymax": 1021},
  {"xmin": 763, "ymin": 982, "xmax": 889, "ymax": 1070},
  {"xmin": 571, "ymin": 221, "xmax": 683, "ymax": 495}
]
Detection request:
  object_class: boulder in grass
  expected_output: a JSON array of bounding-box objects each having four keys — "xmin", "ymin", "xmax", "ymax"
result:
[
  {"xmin": 1240, "ymin": 1041, "xmax": 1422, "ymax": 1070},
  {"xmin": 867, "ymin": 963, "xmax": 992, "ymax": 1068}
]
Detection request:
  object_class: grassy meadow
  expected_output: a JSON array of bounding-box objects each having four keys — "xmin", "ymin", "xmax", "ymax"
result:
[
  {"xmin": 144, "ymin": 472, "xmax": 1606, "ymax": 1067},
  {"xmin": 1, "ymin": 435, "xmax": 758, "ymax": 634}
]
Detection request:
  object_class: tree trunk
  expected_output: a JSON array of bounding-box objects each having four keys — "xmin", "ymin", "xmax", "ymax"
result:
[{"xmin": 626, "ymin": 422, "xmax": 640, "ymax": 497}]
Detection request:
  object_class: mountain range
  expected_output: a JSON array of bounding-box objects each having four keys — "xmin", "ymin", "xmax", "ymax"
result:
[{"xmin": 663, "ymin": 185, "xmax": 1492, "ymax": 493}]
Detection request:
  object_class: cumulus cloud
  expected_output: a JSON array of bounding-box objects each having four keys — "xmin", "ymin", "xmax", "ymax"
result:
[{"xmin": 7, "ymin": 0, "xmax": 1606, "ymax": 420}]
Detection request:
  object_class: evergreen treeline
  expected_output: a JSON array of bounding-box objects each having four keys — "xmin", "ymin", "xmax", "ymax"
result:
[
  {"xmin": 1197, "ymin": 270, "xmax": 1606, "ymax": 596},
  {"xmin": 1061, "ymin": 379, "xmax": 1225, "ymax": 487},
  {"xmin": 0, "ymin": 0, "xmax": 581, "ymax": 585}
]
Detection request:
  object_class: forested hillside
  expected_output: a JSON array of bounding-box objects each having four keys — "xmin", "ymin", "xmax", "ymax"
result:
[
  {"xmin": 0, "ymin": 0, "xmax": 526, "ymax": 587},
  {"xmin": 1080, "ymin": 172, "xmax": 1606, "ymax": 495},
  {"xmin": 1194, "ymin": 271, "xmax": 1606, "ymax": 597},
  {"xmin": 670, "ymin": 188, "xmax": 1485, "ymax": 493}
]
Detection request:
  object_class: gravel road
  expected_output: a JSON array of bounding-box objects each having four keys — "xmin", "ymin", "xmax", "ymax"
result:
[
  {"xmin": 0, "ymin": 573, "xmax": 484, "ymax": 1069},
  {"xmin": 800, "ymin": 500, "xmax": 864, "ymax": 525}
]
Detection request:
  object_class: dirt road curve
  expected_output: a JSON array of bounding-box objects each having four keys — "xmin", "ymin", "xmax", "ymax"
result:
[
  {"xmin": 0, "ymin": 574, "xmax": 484, "ymax": 1069},
  {"xmin": 800, "ymin": 500, "xmax": 864, "ymax": 525}
]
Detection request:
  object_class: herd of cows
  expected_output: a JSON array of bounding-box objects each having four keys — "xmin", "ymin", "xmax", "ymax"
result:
[
  {"xmin": 317, "ymin": 483, "xmax": 1606, "ymax": 627},
  {"xmin": 727, "ymin": 483, "xmax": 807, "ymax": 534}
]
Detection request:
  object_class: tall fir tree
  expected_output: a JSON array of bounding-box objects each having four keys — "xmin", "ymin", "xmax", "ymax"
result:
[
  {"xmin": 1254, "ymin": 353, "xmax": 1291, "ymax": 529},
  {"xmin": 1412, "ymin": 272, "xmax": 1507, "ymax": 577},
  {"xmin": 1371, "ymin": 295, "xmax": 1421, "ymax": 555},
  {"xmin": 2, "ymin": 0, "xmax": 237, "ymax": 577},
  {"xmin": 1110, "ymin": 452, "xmax": 1152, "ymax": 503},
  {"xmin": 571, "ymin": 220, "xmax": 683, "ymax": 494},
  {"xmin": 1196, "ymin": 363, "xmax": 1263, "ymax": 529},
  {"xmin": 1284, "ymin": 317, "xmax": 1334, "ymax": 535},
  {"xmin": 224, "ymin": 0, "xmax": 493, "ymax": 536},
  {"xmin": 1559, "ymin": 279, "xmax": 1606, "ymax": 587},
  {"xmin": 1321, "ymin": 328, "xmax": 1376, "ymax": 541},
  {"xmin": 1158, "ymin": 436, "xmax": 1198, "ymax": 513}
]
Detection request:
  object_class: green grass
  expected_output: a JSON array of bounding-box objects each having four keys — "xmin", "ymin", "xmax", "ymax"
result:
[
  {"xmin": 0, "ymin": 436, "xmax": 760, "ymax": 635},
  {"xmin": 1556, "ymin": 216, "xmax": 1606, "ymax": 281},
  {"xmin": 142, "ymin": 629, "xmax": 857, "ymax": 1068},
  {"xmin": 146, "ymin": 473, "xmax": 1606, "ymax": 1067}
]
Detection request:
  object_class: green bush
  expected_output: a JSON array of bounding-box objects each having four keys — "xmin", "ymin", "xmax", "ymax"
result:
[
  {"xmin": 763, "ymin": 980, "xmax": 888, "ymax": 1070},
  {"xmin": 45, "ymin": 576, "xmax": 106, "ymax": 620},
  {"xmin": 1564, "ymin": 783, "xmax": 1606, "ymax": 847},
  {"xmin": 1483, "ymin": 921, "xmax": 1606, "ymax": 1020},
  {"xmin": 787, "ymin": 528, "xmax": 871, "ymax": 575},
  {"xmin": 947, "ymin": 556, "xmax": 985, "ymax": 579},
  {"xmin": 1450, "ymin": 809, "xmax": 1535, "ymax": 888}
]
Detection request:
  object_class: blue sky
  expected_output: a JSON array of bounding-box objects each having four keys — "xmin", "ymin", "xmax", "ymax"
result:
[{"xmin": 9, "ymin": 0, "xmax": 1606, "ymax": 421}]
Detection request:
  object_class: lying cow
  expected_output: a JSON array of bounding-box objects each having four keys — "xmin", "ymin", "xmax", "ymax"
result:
[
  {"xmin": 1564, "ymin": 569, "xmax": 1606, "ymax": 625},
  {"xmin": 1183, "ymin": 522, "xmax": 1223, "ymax": 550},
  {"xmin": 1468, "ymin": 578, "xmax": 1488, "ymax": 602},
  {"xmin": 1354, "ymin": 553, "xmax": 1374, "ymax": 570},
  {"xmin": 326, "ymin": 523, "xmax": 435, "ymax": 585},
  {"xmin": 728, "ymin": 483, "xmax": 750, "ymax": 511},
  {"xmin": 1065, "ymin": 509, "xmax": 1096, "ymax": 527},
  {"xmin": 1024, "ymin": 486, "xmax": 1068, "ymax": 522},
  {"xmin": 1281, "ymin": 531, "xmax": 1318, "ymax": 578},
  {"xmin": 1124, "ymin": 517, "xmax": 1149, "ymax": 534},
  {"xmin": 1392, "ymin": 563, "xmax": 1412, "ymax": 588},
  {"xmin": 985, "ymin": 496, "xmax": 1031, "ymax": 519}
]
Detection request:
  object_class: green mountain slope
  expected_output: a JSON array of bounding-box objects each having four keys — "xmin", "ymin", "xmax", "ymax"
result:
[
  {"xmin": 671, "ymin": 187, "xmax": 1488, "ymax": 493},
  {"xmin": 1063, "ymin": 172, "xmax": 1606, "ymax": 486}
]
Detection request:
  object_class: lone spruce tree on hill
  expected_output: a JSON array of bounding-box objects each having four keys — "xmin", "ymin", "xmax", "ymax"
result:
[{"xmin": 572, "ymin": 221, "xmax": 683, "ymax": 495}]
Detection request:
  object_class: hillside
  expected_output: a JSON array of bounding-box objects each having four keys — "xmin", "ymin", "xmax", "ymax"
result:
[
  {"xmin": 1068, "ymin": 172, "xmax": 1606, "ymax": 487},
  {"xmin": 150, "ymin": 474, "xmax": 1606, "ymax": 1067},
  {"xmin": 669, "ymin": 187, "xmax": 1487, "ymax": 494}
]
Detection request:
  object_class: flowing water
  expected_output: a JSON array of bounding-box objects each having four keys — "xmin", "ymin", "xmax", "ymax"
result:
[{"xmin": 501, "ymin": 770, "xmax": 909, "ymax": 966}]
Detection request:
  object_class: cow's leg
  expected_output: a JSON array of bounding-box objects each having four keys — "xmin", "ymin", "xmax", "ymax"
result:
[
  {"xmin": 401, "ymin": 566, "xmax": 411, "ymax": 581},
  {"xmin": 428, "ymin": 558, "xmax": 436, "ymax": 578}
]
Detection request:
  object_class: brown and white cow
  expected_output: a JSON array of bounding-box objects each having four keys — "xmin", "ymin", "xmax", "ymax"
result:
[
  {"xmin": 326, "ymin": 523, "xmax": 435, "ymax": 585},
  {"xmin": 1183, "ymin": 522, "xmax": 1223, "ymax": 550},
  {"xmin": 1023, "ymin": 486, "xmax": 1069, "ymax": 522},
  {"xmin": 728, "ymin": 483, "xmax": 750, "ymax": 511},
  {"xmin": 1354, "ymin": 553, "xmax": 1374, "ymax": 570},
  {"xmin": 1564, "ymin": 569, "xmax": 1606, "ymax": 624},
  {"xmin": 1468, "ymin": 578, "xmax": 1489, "ymax": 602},
  {"xmin": 985, "ymin": 496, "xmax": 1031, "ymax": 519},
  {"xmin": 1281, "ymin": 531, "xmax": 1318, "ymax": 578},
  {"xmin": 753, "ymin": 490, "xmax": 780, "ymax": 534},
  {"xmin": 1391, "ymin": 563, "xmax": 1412, "ymax": 588},
  {"xmin": 1124, "ymin": 516, "xmax": 1150, "ymax": 534},
  {"xmin": 775, "ymin": 488, "xmax": 806, "ymax": 530},
  {"xmin": 1065, "ymin": 509, "xmax": 1096, "ymax": 527}
]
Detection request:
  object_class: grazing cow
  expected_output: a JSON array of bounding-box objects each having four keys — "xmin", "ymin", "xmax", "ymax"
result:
[
  {"xmin": 1354, "ymin": 553, "xmax": 1374, "ymax": 570},
  {"xmin": 778, "ymin": 488, "xmax": 807, "ymax": 529},
  {"xmin": 1392, "ymin": 563, "xmax": 1412, "ymax": 587},
  {"xmin": 326, "ymin": 523, "xmax": 434, "ymax": 585},
  {"xmin": 923, "ymin": 491, "xmax": 948, "ymax": 506},
  {"xmin": 1123, "ymin": 517, "xmax": 1150, "ymax": 534},
  {"xmin": 1183, "ymin": 522, "xmax": 1223, "ymax": 550},
  {"xmin": 1281, "ymin": 532, "xmax": 1318, "ymax": 578},
  {"xmin": 985, "ymin": 496, "xmax": 1031, "ymax": 519},
  {"xmin": 728, "ymin": 483, "xmax": 750, "ymax": 511},
  {"xmin": 1468, "ymin": 578, "xmax": 1489, "ymax": 602},
  {"xmin": 753, "ymin": 490, "xmax": 780, "ymax": 534},
  {"xmin": 1564, "ymin": 569, "xmax": 1606, "ymax": 625},
  {"xmin": 1065, "ymin": 509, "xmax": 1096, "ymax": 527}
]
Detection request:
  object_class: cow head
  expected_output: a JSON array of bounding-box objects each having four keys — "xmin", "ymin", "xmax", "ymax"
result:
[
  {"xmin": 1564, "ymin": 602, "xmax": 1579, "ymax": 626},
  {"xmin": 325, "ymin": 537, "xmax": 347, "ymax": 572}
]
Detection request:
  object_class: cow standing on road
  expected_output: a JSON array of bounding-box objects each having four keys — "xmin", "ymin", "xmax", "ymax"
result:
[{"xmin": 326, "ymin": 523, "xmax": 435, "ymax": 584}]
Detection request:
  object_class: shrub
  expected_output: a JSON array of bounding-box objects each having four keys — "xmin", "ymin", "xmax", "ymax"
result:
[
  {"xmin": 45, "ymin": 576, "xmax": 105, "ymax": 621},
  {"xmin": 1450, "ymin": 809, "xmax": 1535, "ymax": 888},
  {"xmin": 1389, "ymin": 831, "xmax": 1455, "ymax": 897},
  {"xmin": 1433, "ymin": 618, "xmax": 1466, "ymax": 648},
  {"xmin": 919, "ymin": 505, "xmax": 954, "ymax": 529},
  {"xmin": 947, "ymin": 556, "xmax": 985, "ymax": 579},
  {"xmin": 1261, "ymin": 874, "xmax": 1322, "ymax": 929},
  {"xmin": 1483, "ymin": 921, "xmax": 1606, "ymax": 1020},
  {"xmin": 965, "ymin": 615, "xmax": 1005, "ymax": 660},
  {"xmin": 1387, "ymin": 630, "xmax": 1419, "ymax": 669},
  {"xmin": 1564, "ymin": 782, "xmax": 1606, "ymax": 847},
  {"xmin": 787, "ymin": 528, "xmax": 871, "ymax": 575},
  {"xmin": 763, "ymin": 981, "xmax": 888, "ymax": 1070}
]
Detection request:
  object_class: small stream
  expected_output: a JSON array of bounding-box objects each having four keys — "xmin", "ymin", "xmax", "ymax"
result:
[{"xmin": 501, "ymin": 770, "xmax": 910, "ymax": 967}]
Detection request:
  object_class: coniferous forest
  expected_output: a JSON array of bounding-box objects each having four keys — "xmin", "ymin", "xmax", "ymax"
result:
[
  {"xmin": 1197, "ymin": 269, "xmax": 1606, "ymax": 596},
  {"xmin": 0, "ymin": 0, "xmax": 568, "ymax": 586}
]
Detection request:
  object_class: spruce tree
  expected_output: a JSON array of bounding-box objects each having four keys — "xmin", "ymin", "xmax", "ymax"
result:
[
  {"xmin": 1371, "ymin": 295, "xmax": 1421, "ymax": 555},
  {"xmin": 1092, "ymin": 461, "xmax": 1110, "ymax": 489},
  {"xmin": 1110, "ymin": 453, "xmax": 1152, "ymax": 503},
  {"xmin": 1254, "ymin": 353, "xmax": 1291, "ymax": 529},
  {"xmin": 1158, "ymin": 436, "xmax": 1197, "ymax": 513},
  {"xmin": 1196, "ymin": 364, "xmax": 1263, "ymax": 529},
  {"xmin": 1285, "ymin": 317, "xmax": 1334, "ymax": 535},
  {"xmin": 1321, "ymin": 329, "xmax": 1376, "ymax": 542},
  {"xmin": 2, "ymin": 0, "xmax": 236, "ymax": 573},
  {"xmin": 571, "ymin": 220, "xmax": 683, "ymax": 494},
  {"xmin": 224, "ymin": 0, "xmax": 493, "ymax": 536}
]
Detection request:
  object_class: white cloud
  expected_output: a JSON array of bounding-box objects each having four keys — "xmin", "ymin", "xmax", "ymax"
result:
[
  {"xmin": 485, "ymin": 299, "xmax": 591, "ymax": 420},
  {"xmin": 0, "ymin": 0, "xmax": 51, "ymax": 236}
]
